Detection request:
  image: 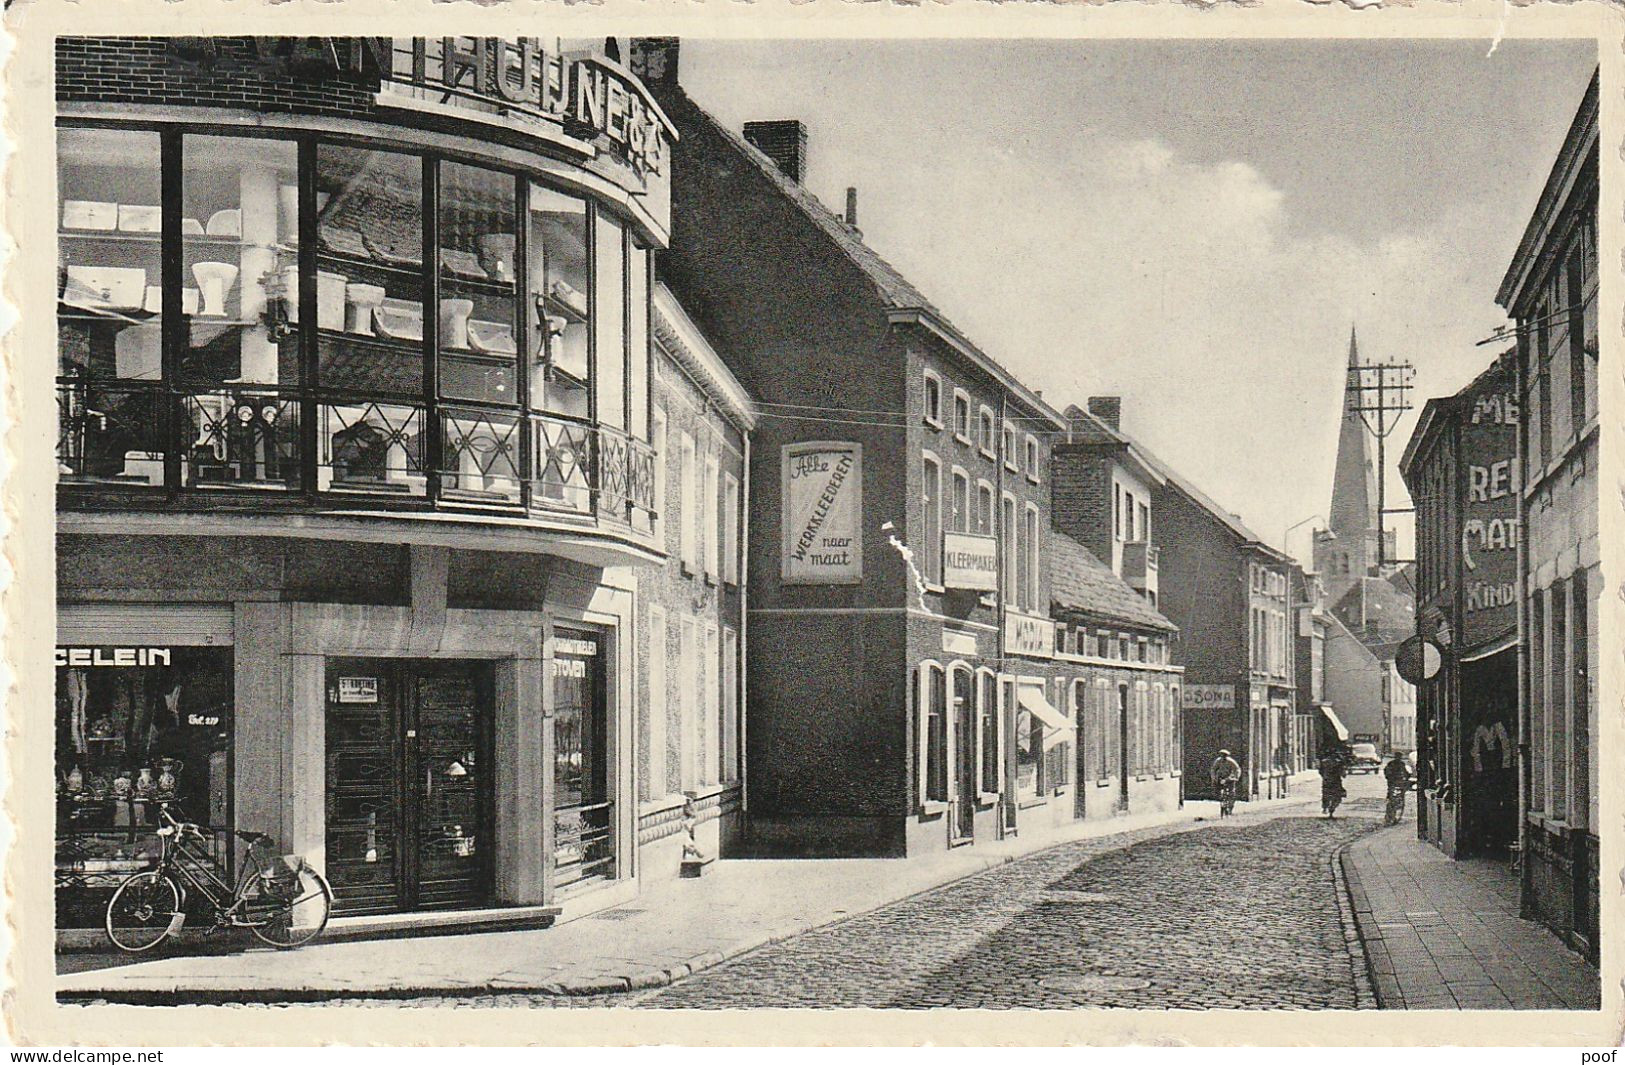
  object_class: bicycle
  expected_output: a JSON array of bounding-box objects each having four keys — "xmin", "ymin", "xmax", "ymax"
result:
[
  {"xmin": 1384, "ymin": 780, "xmax": 1413, "ymax": 826},
  {"xmin": 104, "ymin": 802, "xmax": 333, "ymax": 953},
  {"xmin": 1217, "ymin": 780, "xmax": 1238, "ymax": 818}
]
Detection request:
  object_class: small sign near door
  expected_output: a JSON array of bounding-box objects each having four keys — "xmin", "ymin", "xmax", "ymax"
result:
[{"xmin": 337, "ymin": 676, "xmax": 379, "ymax": 704}]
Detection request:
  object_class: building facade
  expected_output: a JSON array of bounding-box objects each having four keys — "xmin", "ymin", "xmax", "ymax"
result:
[
  {"xmin": 1048, "ymin": 532, "xmax": 1183, "ymax": 820},
  {"xmin": 1495, "ymin": 71, "xmax": 1599, "ymax": 960},
  {"xmin": 1399, "ymin": 357, "xmax": 1520, "ymax": 857},
  {"xmin": 637, "ymin": 284, "xmax": 754, "ymax": 878},
  {"xmin": 54, "ymin": 36, "xmax": 674, "ymax": 931},
  {"xmin": 634, "ymin": 41, "xmax": 1069, "ymax": 858}
]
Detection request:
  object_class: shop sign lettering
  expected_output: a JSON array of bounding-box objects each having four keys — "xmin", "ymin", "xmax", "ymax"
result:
[
  {"xmin": 552, "ymin": 658, "xmax": 587, "ymax": 678},
  {"xmin": 1460, "ymin": 374, "xmax": 1518, "ymax": 646},
  {"xmin": 942, "ymin": 531, "xmax": 998, "ymax": 592},
  {"xmin": 782, "ymin": 443, "xmax": 863, "ymax": 584},
  {"xmin": 187, "ymin": 713, "xmax": 221, "ymax": 727},
  {"xmin": 337, "ymin": 676, "xmax": 379, "ymax": 704},
  {"xmin": 1182, "ymin": 684, "xmax": 1234, "ymax": 710},
  {"xmin": 553, "ymin": 637, "xmax": 599, "ymax": 657},
  {"xmin": 167, "ymin": 38, "xmax": 674, "ymax": 180},
  {"xmin": 54, "ymin": 647, "xmax": 171, "ymax": 668},
  {"xmin": 1003, "ymin": 610, "xmax": 1055, "ymax": 659}
]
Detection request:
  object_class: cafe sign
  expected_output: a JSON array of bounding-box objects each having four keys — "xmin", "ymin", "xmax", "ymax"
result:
[
  {"xmin": 1460, "ymin": 368, "xmax": 1519, "ymax": 648},
  {"xmin": 782, "ymin": 442, "xmax": 863, "ymax": 585},
  {"xmin": 942, "ymin": 532, "xmax": 998, "ymax": 592},
  {"xmin": 1182, "ymin": 684, "xmax": 1235, "ymax": 710},
  {"xmin": 1003, "ymin": 610, "xmax": 1055, "ymax": 659}
]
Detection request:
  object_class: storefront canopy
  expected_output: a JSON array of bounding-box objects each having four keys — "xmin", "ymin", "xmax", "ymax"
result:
[
  {"xmin": 1320, "ymin": 705, "xmax": 1350, "ymax": 742},
  {"xmin": 1019, "ymin": 684, "xmax": 1073, "ymax": 749}
]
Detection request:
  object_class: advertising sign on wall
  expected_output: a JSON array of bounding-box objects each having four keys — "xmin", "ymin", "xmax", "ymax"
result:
[
  {"xmin": 1460, "ymin": 372, "xmax": 1519, "ymax": 648},
  {"xmin": 1181, "ymin": 684, "xmax": 1236, "ymax": 710},
  {"xmin": 942, "ymin": 532, "xmax": 998, "ymax": 592},
  {"xmin": 1003, "ymin": 610, "xmax": 1055, "ymax": 659},
  {"xmin": 782, "ymin": 442, "xmax": 863, "ymax": 585}
]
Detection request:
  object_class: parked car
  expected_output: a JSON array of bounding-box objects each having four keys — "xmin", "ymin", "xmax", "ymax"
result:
[{"xmin": 1348, "ymin": 742, "xmax": 1382, "ymax": 773}]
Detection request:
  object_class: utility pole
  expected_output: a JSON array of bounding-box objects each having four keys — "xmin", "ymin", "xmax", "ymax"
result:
[{"xmin": 1345, "ymin": 355, "xmax": 1416, "ymax": 569}]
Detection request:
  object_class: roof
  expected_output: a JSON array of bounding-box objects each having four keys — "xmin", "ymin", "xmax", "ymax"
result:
[
  {"xmin": 1331, "ymin": 576, "xmax": 1416, "ymax": 655},
  {"xmin": 1119, "ymin": 430, "xmax": 1285, "ymax": 558},
  {"xmin": 661, "ymin": 84, "xmax": 1063, "ymax": 429},
  {"xmin": 1056, "ymin": 405, "xmax": 1167, "ymax": 487},
  {"xmin": 652, "ymin": 283, "xmax": 757, "ymax": 431},
  {"xmin": 1049, "ymin": 532, "xmax": 1177, "ymax": 633}
]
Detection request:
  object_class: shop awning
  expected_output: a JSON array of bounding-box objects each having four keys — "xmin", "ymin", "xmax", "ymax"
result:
[
  {"xmin": 1320, "ymin": 705, "xmax": 1350, "ymax": 742},
  {"xmin": 1018, "ymin": 684, "xmax": 1073, "ymax": 749}
]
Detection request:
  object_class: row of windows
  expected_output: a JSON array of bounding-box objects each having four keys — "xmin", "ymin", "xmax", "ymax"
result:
[
  {"xmin": 1250, "ymin": 606, "xmax": 1289, "ymax": 678},
  {"xmin": 651, "ymin": 403, "xmax": 741, "ymax": 587},
  {"xmin": 58, "ymin": 125, "xmax": 655, "ymax": 511},
  {"xmin": 1054, "ymin": 625, "xmax": 1168, "ymax": 665},
  {"xmin": 1523, "ymin": 217, "xmax": 1598, "ymax": 483},
  {"xmin": 914, "ymin": 663, "xmax": 1182, "ymax": 810},
  {"xmin": 1527, "ymin": 569, "xmax": 1593, "ymax": 828},
  {"xmin": 920, "ymin": 368, "xmax": 1042, "ymax": 482},
  {"xmin": 643, "ymin": 607, "xmax": 740, "ymax": 799},
  {"xmin": 920, "ymin": 452, "xmax": 1041, "ymax": 612},
  {"xmin": 1249, "ymin": 564, "xmax": 1288, "ymax": 597},
  {"xmin": 1113, "ymin": 480, "xmax": 1149, "ymax": 544}
]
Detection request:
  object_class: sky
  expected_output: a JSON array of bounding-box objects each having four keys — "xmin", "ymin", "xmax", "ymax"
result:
[{"xmin": 678, "ymin": 38, "xmax": 1597, "ymax": 561}]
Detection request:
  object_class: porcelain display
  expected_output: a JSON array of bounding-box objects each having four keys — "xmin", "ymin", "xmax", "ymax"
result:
[
  {"xmin": 345, "ymin": 283, "xmax": 387, "ymax": 335},
  {"xmin": 440, "ymin": 248, "xmax": 486, "ymax": 280},
  {"xmin": 191, "ymin": 261, "xmax": 240, "ymax": 317},
  {"xmin": 66, "ymin": 766, "xmax": 84, "ymax": 793},
  {"xmin": 550, "ymin": 279, "xmax": 587, "ymax": 318},
  {"xmin": 279, "ymin": 268, "xmax": 349, "ymax": 329},
  {"xmin": 439, "ymin": 298, "xmax": 475, "ymax": 349},
  {"xmin": 205, "ymin": 208, "xmax": 242, "ymax": 237},
  {"xmin": 468, "ymin": 319, "xmax": 517, "ymax": 355},
  {"xmin": 112, "ymin": 771, "xmax": 133, "ymax": 799},
  {"xmin": 477, "ymin": 234, "xmax": 516, "ymax": 282},
  {"xmin": 118, "ymin": 204, "xmax": 161, "ymax": 233},
  {"xmin": 114, "ymin": 325, "xmax": 162, "ymax": 381},
  {"xmin": 279, "ymin": 184, "xmax": 300, "ymax": 244},
  {"xmin": 62, "ymin": 200, "xmax": 118, "ymax": 230},
  {"xmin": 181, "ymin": 217, "xmax": 206, "ymax": 236},
  {"xmin": 134, "ymin": 767, "xmax": 155, "ymax": 799},
  {"xmin": 375, "ymin": 298, "xmax": 424, "ymax": 342},
  {"xmin": 156, "ymin": 758, "xmax": 181, "ymax": 797},
  {"xmin": 64, "ymin": 266, "xmax": 148, "ymax": 310}
]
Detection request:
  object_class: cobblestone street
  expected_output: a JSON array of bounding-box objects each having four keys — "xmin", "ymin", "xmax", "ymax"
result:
[{"xmin": 322, "ymin": 801, "xmax": 1383, "ymax": 1011}]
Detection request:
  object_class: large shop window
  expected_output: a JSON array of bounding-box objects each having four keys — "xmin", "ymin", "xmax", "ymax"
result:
[
  {"xmin": 57, "ymin": 126, "xmax": 654, "ymax": 523},
  {"xmin": 55, "ymin": 647, "xmax": 233, "ymax": 927},
  {"xmin": 554, "ymin": 628, "xmax": 613, "ymax": 889},
  {"xmin": 918, "ymin": 662, "xmax": 947, "ymax": 805}
]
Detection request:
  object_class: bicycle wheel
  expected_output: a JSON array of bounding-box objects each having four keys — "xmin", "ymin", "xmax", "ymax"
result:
[
  {"xmin": 105, "ymin": 871, "xmax": 183, "ymax": 953},
  {"xmin": 248, "ymin": 864, "xmax": 333, "ymax": 949}
]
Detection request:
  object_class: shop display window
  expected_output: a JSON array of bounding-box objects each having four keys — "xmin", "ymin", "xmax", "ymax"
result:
[
  {"xmin": 1016, "ymin": 705, "xmax": 1041, "ymax": 798},
  {"xmin": 57, "ymin": 123, "xmax": 655, "ymax": 521},
  {"xmin": 55, "ymin": 647, "xmax": 233, "ymax": 927},
  {"xmin": 56, "ymin": 128, "xmax": 167, "ymax": 485}
]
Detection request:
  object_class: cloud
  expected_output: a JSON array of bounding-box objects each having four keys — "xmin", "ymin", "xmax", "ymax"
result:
[{"xmin": 855, "ymin": 132, "xmax": 1502, "ymax": 558}]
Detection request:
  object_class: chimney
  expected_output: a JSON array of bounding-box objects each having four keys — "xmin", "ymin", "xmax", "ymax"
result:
[
  {"xmin": 742, "ymin": 120, "xmax": 808, "ymax": 184},
  {"xmin": 1087, "ymin": 395, "xmax": 1122, "ymax": 432},
  {"xmin": 845, "ymin": 187, "xmax": 859, "ymax": 227},
  {"xmin": 629, "ymin": 38, "xmax": 680, "ymax": 86}
]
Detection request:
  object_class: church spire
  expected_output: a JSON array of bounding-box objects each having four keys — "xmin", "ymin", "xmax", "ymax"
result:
[
  {"xmin": 1347, "ymin": 324, "xmax": 1360, "ymax": 368},
  {"xmin": 1317, "ymin": 324, "xmax": 1380, "ymax": 602}
]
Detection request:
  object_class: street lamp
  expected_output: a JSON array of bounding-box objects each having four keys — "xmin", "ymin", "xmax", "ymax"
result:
[{"xmin": 1283, "ymin": 514, "xmax": 1331, "ymax": 563}]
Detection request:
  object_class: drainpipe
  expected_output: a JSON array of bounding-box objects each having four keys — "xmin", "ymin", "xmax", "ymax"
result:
[
  {"xmin": 739, "ymin": 423, "xmax": 750, "ymax": 815},
  {"xmin": 1511, "ymin": 339, "xmax": 1531, "ymax": 914}
]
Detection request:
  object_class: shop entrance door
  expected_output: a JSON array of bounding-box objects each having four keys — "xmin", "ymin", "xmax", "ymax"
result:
[
  {"xmin": 950, "ymin": 668, "xmax": 976, "ymax": 843},
  {"xmin": 552, "ymin": 628, "xmax": 614, "ymax": 892},
  {"xmin": 324, "ymin": 659, "xmax": 493, "ymax": 917}
]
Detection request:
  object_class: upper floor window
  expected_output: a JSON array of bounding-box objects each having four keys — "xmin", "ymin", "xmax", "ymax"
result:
[
  {"xmin": 1023, "ymin": 503, "xmax": 1041, "ymax": 613},
  {"xmin": 978, "ymin": 406, "xmax": 997, "ymax": 456},
  {"xmin": 922, "ymin": 370, "xmax": 943, "ymax": 428},
  {"xmin": 976, "ymin": 480, "xmax": 995, "ymax": 536},
  {"xmin": 1136, "ymin": 501, "xmax": 1149, "ymax": 543},
  {"xmin": 57, "ymin": 126, "xmax": 654, "ymax": 522},
  {"xmin": 951, "ymin": 468, "xmax": 971, "ymax": 534},
  {"xmin": 922, "ymin": 453, "xmax": 942, "ymax": 584},
  {"xmin": 1003, "ymin": 425, "xmax": 1019, "ymax": 473},
  {"xmin": 1024, "ymin": 434, "xmax": 1041, "ymax": 483},
  {"xmin": 952, "ymin": 389, "xmax": 972, "ymax": 443}
]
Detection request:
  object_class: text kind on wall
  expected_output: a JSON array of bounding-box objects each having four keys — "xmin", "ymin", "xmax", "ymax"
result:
[{"xmin": 168, "ymin": 37, "xmax": 670, "ymax": 178}]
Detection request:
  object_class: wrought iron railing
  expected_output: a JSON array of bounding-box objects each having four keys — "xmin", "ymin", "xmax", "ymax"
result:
[{"xmin": 59, "ymin": 380, "xmax": 658, "ymax": 528}]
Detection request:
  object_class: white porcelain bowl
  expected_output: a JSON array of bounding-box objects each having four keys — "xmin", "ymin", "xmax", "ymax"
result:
[
  {"xmin": 344, "ymin": 283, "xmax": 387, "ymax": 335},
  {"xmin": 468, "ymin": 319, "xmax": 517, "ymax": 355},
  {"xmin": 62, "ymin": 200, "xmax": 118, "ymax": 231},
  {"xmin": 375, "ymin": 299, "xmax": 424, "ymax": 343},
  {"xmin": 439, "ymin": 298, "xmax": 475, "ymax": 349},
  {"xmin": 191, "ymin": 261, "xmax": 240, "ymax": 317},
  {"xmin": 205, "ymin": 209, "xmax": 242, "ymax": 237},
  {"xmin": 118, "ymin": 205, "xmax": 161, "ymax": 233},
  {"xmin": 64, "ymin": 266, "xmax": 147, "ymax": 310}
]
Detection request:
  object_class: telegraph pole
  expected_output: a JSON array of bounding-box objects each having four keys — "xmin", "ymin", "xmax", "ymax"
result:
[{"xmin": 1346, "ymin": 356, "xmax": 1416, "ymax": 568}]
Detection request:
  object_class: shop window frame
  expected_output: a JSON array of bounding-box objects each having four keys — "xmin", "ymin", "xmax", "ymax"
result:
[{"xmin": 54, "ymin": 118, "xmax": 657, "ymax": 526}]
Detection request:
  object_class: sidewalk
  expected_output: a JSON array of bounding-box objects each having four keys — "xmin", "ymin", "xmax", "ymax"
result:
[
  {"xmin": 59, "ymin": 791, "xmax": 1315, "ymax": 1003},
  {"xmin": 1341, "ymin": 826, "xmax": 1600, "ymax": 1010}
]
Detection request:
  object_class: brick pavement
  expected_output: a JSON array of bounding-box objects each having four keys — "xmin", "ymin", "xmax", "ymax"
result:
[
  {"xmin": 1340, "ymin": 825, "xmax": 1600, "ymax": 1010},
  {"xmin": 58, "ymin": 790, "xmax": 1319, "ymax": 1004}
]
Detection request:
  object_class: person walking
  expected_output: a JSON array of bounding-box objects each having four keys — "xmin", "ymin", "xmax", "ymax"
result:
[
  {"xmin": 1319, "ymin": 747, "xmax": 1348, "ymax": 819},
  {"xmin": 1383, "ymin": 753, "xmax": 1414, "ymax": 825},
  {"xmin": 1210, "ymin": 749, "xmax": 1242, "ymax": 817}
]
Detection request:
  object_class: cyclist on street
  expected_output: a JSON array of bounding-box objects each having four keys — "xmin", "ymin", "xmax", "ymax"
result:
[
  {"xmin": 1210, "ymin": 749, "xmax": 1242, "ymax": 817},
  {"xmin": 1384, "ymin": 752, "xmax": 1414, "ymax": 825}
]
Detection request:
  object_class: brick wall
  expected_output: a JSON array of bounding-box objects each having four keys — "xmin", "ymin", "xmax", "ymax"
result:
[
  {"xmin": 57, "ymin": 37, "xmax": 381, "ymax": 119},
  {"xmin": 1050, "ymin": 444, "xmax": 1114, "ymax": 563}
]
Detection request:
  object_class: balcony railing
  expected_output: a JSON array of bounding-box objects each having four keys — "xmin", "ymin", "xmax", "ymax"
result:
[
  {"xmin": 57, "ymin": 379, "xmax": 657, "ymax": 527},
  {"xmin": 1123, "ymin": 541, "xmax": 1159, "ymax": 578}
]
